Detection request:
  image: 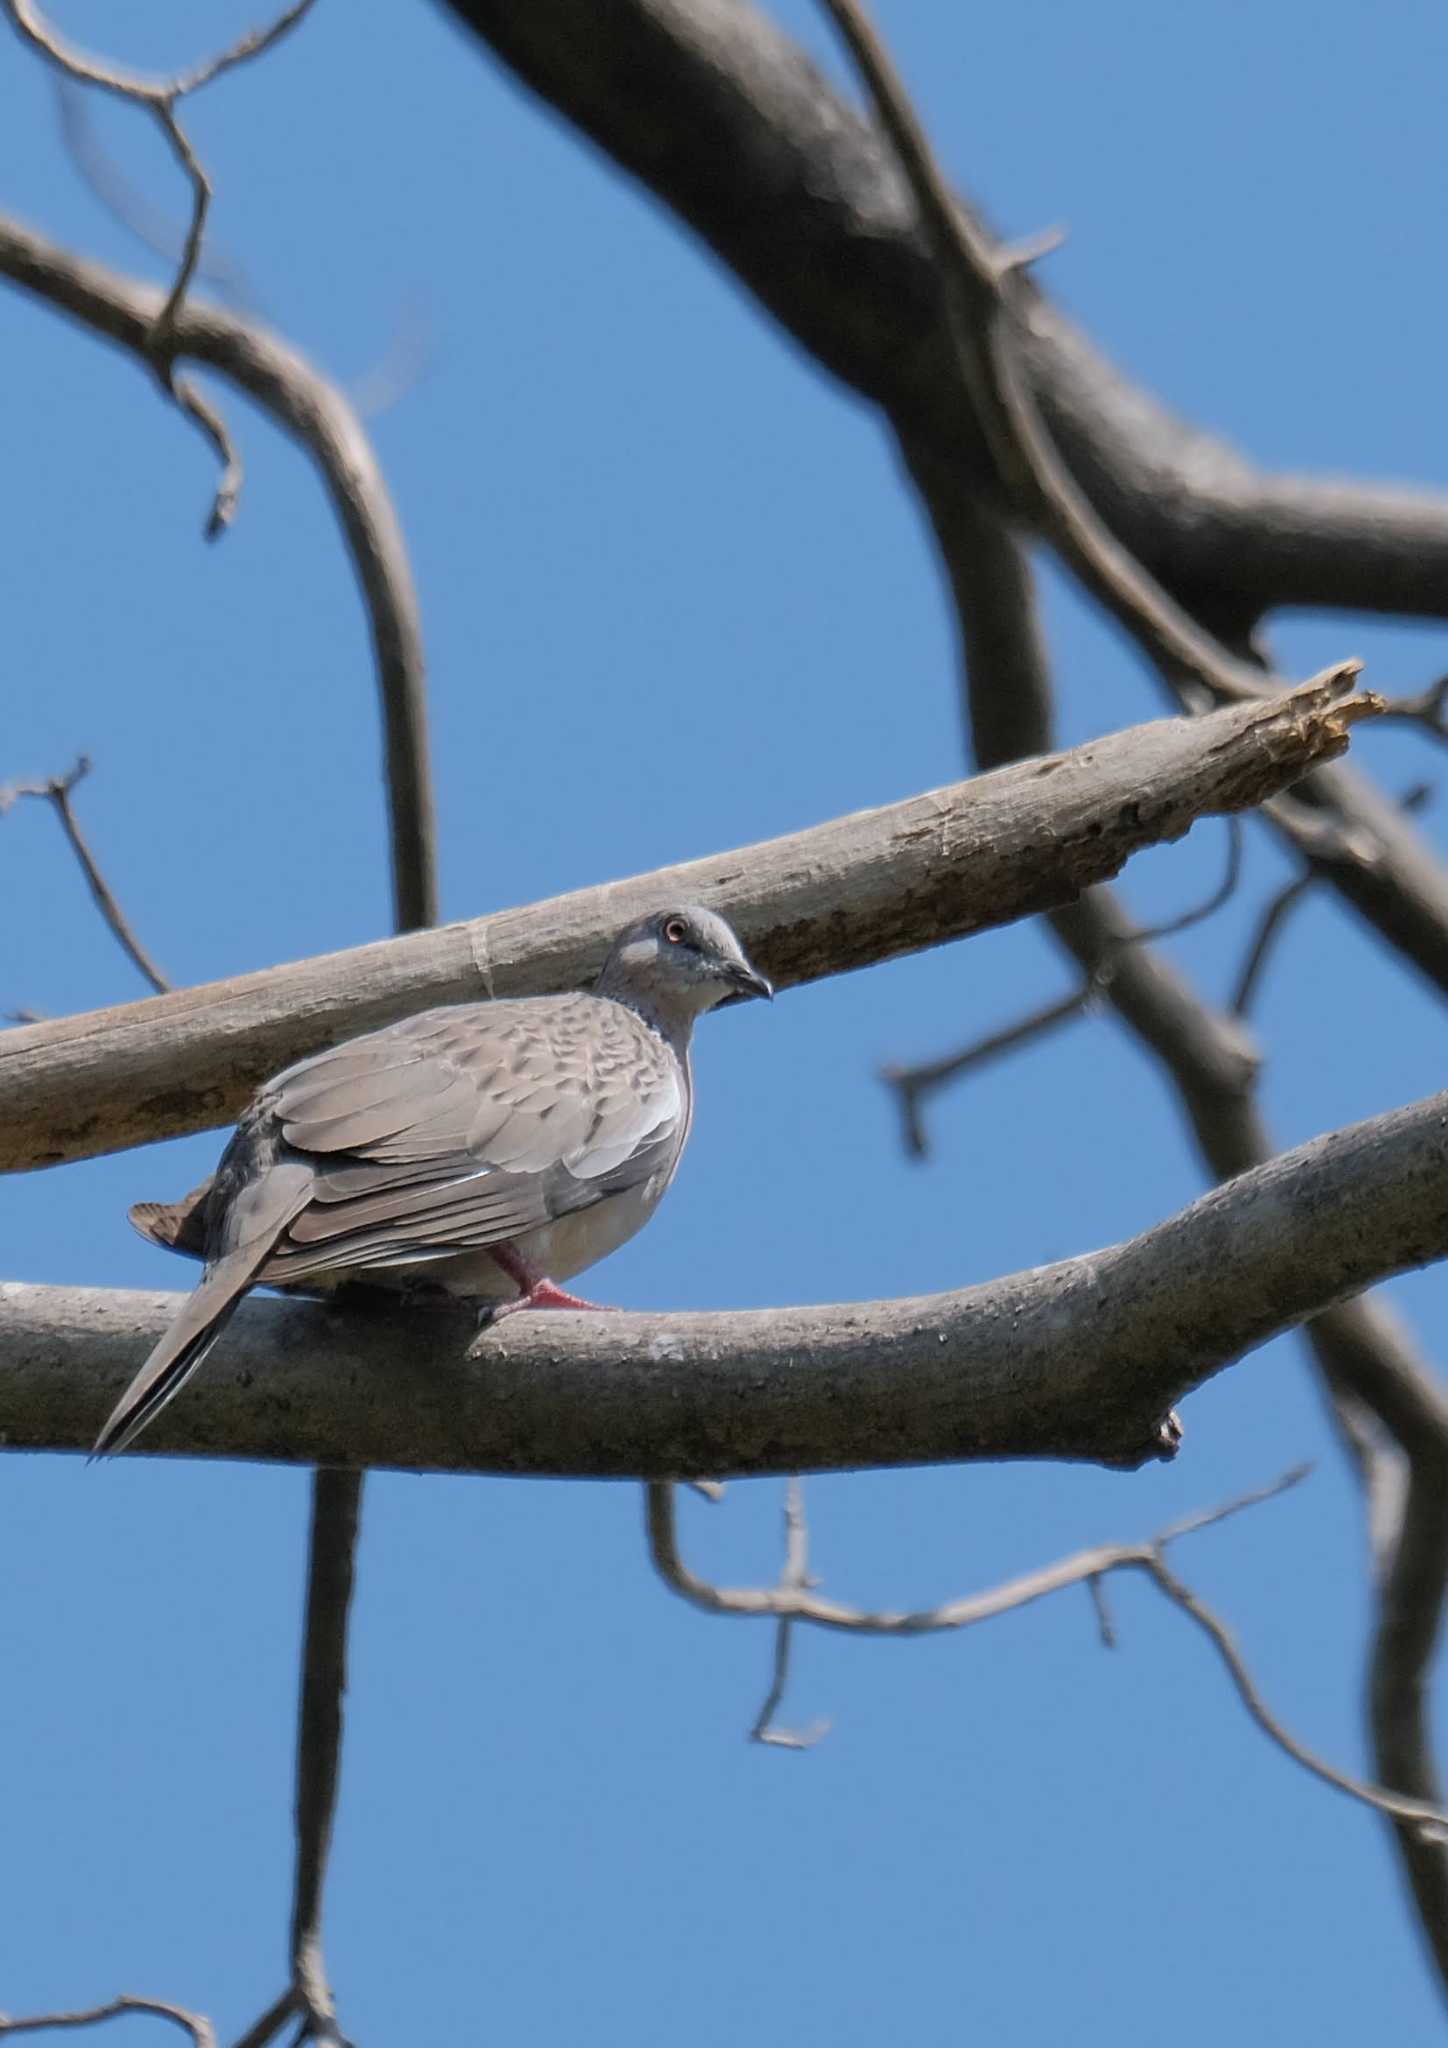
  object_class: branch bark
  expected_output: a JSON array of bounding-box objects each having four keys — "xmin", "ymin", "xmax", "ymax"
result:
[
  {"xmin": 4, "ymin": 1087, "xmax": 1447, "ymax": 1472},
  {"xmin": 440, "ymin": 0, "xmax": 1448, "ymax": 624},
  {"xmin": 442, "ymin": 0, "xmax": 1448, "ymax": 1009},
  {"xmin": 285, "ymin": 1467, "xmax": 361, "ymax": 2048},
  {"xmin": 903, "ymin": 463, "xmax": 1448, "ymax": 1991},
  {"xmin": 0, "ymin": 677, "xmax": 1370, "ymax": 1173}
]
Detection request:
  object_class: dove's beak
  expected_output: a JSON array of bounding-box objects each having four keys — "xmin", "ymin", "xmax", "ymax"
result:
[{"xmin": 727, "ymin": 961, "xmax": 773, "ymax": 1003}]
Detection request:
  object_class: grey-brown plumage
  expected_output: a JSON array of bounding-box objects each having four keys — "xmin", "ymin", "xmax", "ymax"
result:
[{"xmin": 96, "ymin": 907, "xmax": 771, "ymax": 1457}]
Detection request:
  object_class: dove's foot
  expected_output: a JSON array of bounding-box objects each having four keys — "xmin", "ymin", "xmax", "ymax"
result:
[
  {"xmin": 486, "ymin": 1277, "xmax": 614, "ymax": 1322},
  {"xmin": 468, "ymin": 1277, "xmax": 615, "ymax": 1353},
  {"xmin": 478, "ymin": 1245, "xmax": 618, "ymax": 1326}
]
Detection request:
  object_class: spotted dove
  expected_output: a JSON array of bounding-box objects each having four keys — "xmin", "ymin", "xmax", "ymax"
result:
[{"xmin": 96, "ymin": 906, "xmax": 771, "ymax": 1455}]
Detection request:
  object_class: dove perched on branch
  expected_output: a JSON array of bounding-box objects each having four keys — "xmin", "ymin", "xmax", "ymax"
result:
[{"xmin": 96, "ymin": 906, "xmax": 772, "ymax": 1456}]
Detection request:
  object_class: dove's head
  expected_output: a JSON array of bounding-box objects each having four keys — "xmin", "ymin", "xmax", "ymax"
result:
[{"xmin": 595, "ymin": 906, "xmax": 772, "ymax": 1028}]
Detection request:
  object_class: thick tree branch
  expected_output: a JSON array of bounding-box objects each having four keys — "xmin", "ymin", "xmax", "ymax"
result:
[
  {"xmin": 4, "ymin": 1088, "xmax": 1448, "ymax": 1472},
  {"xmin": 820, "ymin": 0, "xmax": 1448, "ymax": 1016},
  {"xmin": 904, "ymin": 477, "xmax": 1448, "ymax": 1992},
  {"xmin": 10, "ymin": 47, "xmax": 434, "ymax": 2042},
  {"xmin": 441, "ymin": 0, "xmax": 1448, "ymax": 624},
  {"xmin": 816, "ymin": 0, "xmax": 1265, "ymax": 706},
  {"xmin": 2, "ymin": 212, "xmax": 432, "ymax": 2048},
  {"xmin": 0, "ymin": 679, "xmax": 1369, "ymax": 1173},
  {"xmin": 445, "ymin": 0, "xmax": 1448, "ymax": 1006},
  {"xmin": 0, "ymin": 213, "xmax": 436, "ymax": 933},
  {"xmin": 1371, "ymin": 1453, "xmax": 1448, "ymax": 1983}
]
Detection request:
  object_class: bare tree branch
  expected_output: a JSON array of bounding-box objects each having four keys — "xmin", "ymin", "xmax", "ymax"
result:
[
  {"xmin": 0, "ymin": 214, "xmax": 437, "ymax": 930},
  {"xmin": 0, "ymin": 678, "xmax": 1369, "ymax": 1173},
  {"xmin": 443, "ymin": 0, "xmax": 1448, "ymax": 1007},
  {"xmin": 8, "ymin": 29, "xmax": 429, "ymax": 2038},
  {"xmin": 883, "ymin": 985, "xmax": 1091, "ymax": 1160},
  {"xmin": 1231, "ymin": 786, "xmax": 1435, "ymax": 1019},
  {"xmin": 50, "ymin": 78, "xmax": 429, "ymax": 437},
  {"xmin": 1269, "ymin": 757, "xmax": 1448, "ymax": 999},
  {"xmin": 7, "ymin": 34, "xmax": 432, "ymax": 2036},
  {"xmin": 1, "ymin": 757, "xmax": 171, "ymax": 995},
  {"xmin": 54, "ymin": 81, "xmax": 255, "ymax": 308},
  {"xmin": 1370, "ymin": 1452, "xmax": 1448, "ymax": 1981},
  {"xmin": 441, "ymin": 0, "xmax": 1448, "ymax": 623},
  {"xmin": 0, "ymin": 1996, "xmax": 215, "ymax": 2045},
  {"xmin": 815, "ymin": 0, "xmax": 1269, "ymax": 706},
  {"xmin": 823, "ymin": 0, "xmax": 1448, "ymax": 1021},
  {"xmin": 1230, "ymin": 872, "xmax": 1315, "ymax": 1017},
  {"xmin": 284, "ymin": 1469, "xmax": 361, "ymax": 2048},
  {"xmin": 4, "ymin": 0, "xmax": 316, "ymax": 103},
  {"xmin": 4, "ymin": 1, "xmax": 318, "ymax": 532},
  {"xmin": 229, "ymin": 1991, "xmax": 299, "ymax": 2048},
  {"xmin": 882, "ymin": 815, "xmax": 1244, "ymax": 1153},
  {"xmin": 904, "ymin": 471, "xmax": 1448, "ymax": 1990},
  {"xmin": 6, "ymin": 1086, "xmax": 1448, "ymax": 1472},
  {"xmin": 748, "ymin": 1480, "xmax": 830, "ymax": 1749},
  {"xmin": 1379, "ymin": 678, "xmax": 1448, "ymax": 744},
  {"xmin": 647, "ymin": 1468, "xmax": 1448, "ymax": 1835},
  {"xmin": 1086, "ymin": 1572, "xmax": 1117, "ymax": 1650}
]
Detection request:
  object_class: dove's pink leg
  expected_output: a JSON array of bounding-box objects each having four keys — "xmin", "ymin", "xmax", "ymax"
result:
[{"xmin": 483, "ymin": 1244, "xmax": 616, "ymax": 1321}]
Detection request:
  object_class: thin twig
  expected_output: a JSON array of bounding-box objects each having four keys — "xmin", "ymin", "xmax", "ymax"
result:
[
  {"xmin": 1, "ymin": 217, "xmax": 438, "ymax": 931},
  {"xmin": 4, "ymin": 0, "xmax": 319, "ymax": 531},
  {"xmin": 229, "ymin": 1991, "xmax": 299, "ymax": 2048},
  {"xmin": 1, "ymin": 757, "xmax": 171, "ymax": 994},
  {"xmin": 0, "ymin": 1996, "xmax": 215, "ymax": 2045},
  {"xmin": 1378, "ymin": 677, "xmax": 1448, "ymax": 743},
  {"xmin": 882, "ymin": 988, "xmax": 1089, "ymax": 1159},
  {"xmin": 51, "ymin": 85, "xmax": 428, "ymax": 433},
  {"xmin": 815, "ymin": 0, "xmax": 1290, "ymax": 709},
  {"xmin": 3, "ymin": 0, "xmax": 316, "ymax": 99},
  {"xmin": 1230, "ymin": 873, "xmax": 1314, "ymax": 1017},
  {"xmin": 1231, "ymin": 784, "xmax": 1433, "ymax": 1016},
  {"xmin": 883, "ymin": 815, "xmax": 1244, "ymax": 1155},
  {"xmin": 649, "ymin": 1468, "xmax": 1448, "ymax": 1837},
  {"xmin": 750, "ymin": 1479, "xmax": 831, "ymax": 1749},
  {"xmin": 1087, "ymin": 1573, "xmax": 1117, "ymax": 1650},
  {"xmin": 55, "ymin": 81, "xmax": 256, "ymax": 307}
]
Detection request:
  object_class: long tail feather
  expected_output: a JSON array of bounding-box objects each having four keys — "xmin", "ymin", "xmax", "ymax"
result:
[{"xmin": 93, "ymin": 1250, "xmax": 259, "ymax": 1458}]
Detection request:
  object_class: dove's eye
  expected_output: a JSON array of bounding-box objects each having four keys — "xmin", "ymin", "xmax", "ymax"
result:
[{"xmin": 663, "ymin": 917, "xmax": 689, "ymax": 945}]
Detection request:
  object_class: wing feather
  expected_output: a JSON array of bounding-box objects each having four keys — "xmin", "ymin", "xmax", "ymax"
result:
[{"xmin": 251, "ymin": 993, "xmax": 686, "ymax": 1282}]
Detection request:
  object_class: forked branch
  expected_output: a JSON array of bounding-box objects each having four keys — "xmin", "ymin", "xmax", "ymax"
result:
[
  {"xmin": 4, "ymin": 0, "xmax": 318, "ymax": 533},
  {"xmin": 648, "ymin": 1469, "xmax": 1448, "ymax": 1836},
  {"xmin": 0, "ymin": 1995, "xmax": 215, "ymax": 2045},
  {"xmin": 1, "ymin": 757, "xmax": 171, "ymax": 996}
]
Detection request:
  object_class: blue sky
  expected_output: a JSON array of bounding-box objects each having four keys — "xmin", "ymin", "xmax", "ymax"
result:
[{"xmin": 4, "ymin": 1, "xmax": 1448, "ymax": 2039}]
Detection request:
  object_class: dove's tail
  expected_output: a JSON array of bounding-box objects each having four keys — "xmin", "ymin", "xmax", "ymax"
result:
[{"xmin": 92, "ymin": 1246, "xmax": 264, "ymax": 1458}]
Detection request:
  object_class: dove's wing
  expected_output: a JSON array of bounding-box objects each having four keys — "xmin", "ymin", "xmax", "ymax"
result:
[{"xmin": 253, "ymin": 992, "xmax": 688, "ymax": 1282}]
